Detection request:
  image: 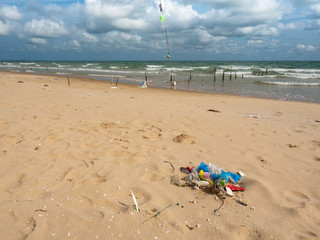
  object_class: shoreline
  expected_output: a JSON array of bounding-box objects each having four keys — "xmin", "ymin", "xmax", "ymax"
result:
[
  {"xmin": 2, "ymin": 70, "xmax": 320, "ymax": 105},
  {"xmin": 1, "ymin": 71, "xmax": 320, "ymax": 239}
]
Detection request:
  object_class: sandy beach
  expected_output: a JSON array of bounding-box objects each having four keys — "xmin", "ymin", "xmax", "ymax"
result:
[{"xmin": 0, "ymin": 71, "xmax": 320, "ymax": 240}]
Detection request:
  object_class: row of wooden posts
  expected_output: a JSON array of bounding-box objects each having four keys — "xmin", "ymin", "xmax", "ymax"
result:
[
  {"xmin": 143, "ymin": 66, "xmax": 269, "ymax": 85},
  {"xmin": 65, "ymin": 75, "xmax": 119, "ymax": 87},
  {"xmin": 47, "ymin": 66, "xmax": 269, "ymax": 87}
]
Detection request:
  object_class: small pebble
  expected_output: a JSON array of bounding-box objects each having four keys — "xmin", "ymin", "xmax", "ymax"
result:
[
  {"xmin": 250, "ymin": 207, "xmax": 255, "ymax": 210},
  {"xmin": 196, "ymin": 224, "xmax": 201, "ymax": 228}
]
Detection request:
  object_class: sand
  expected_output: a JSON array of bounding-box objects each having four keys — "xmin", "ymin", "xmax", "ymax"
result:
[{"xmin": 0, "ymin": 71, "xmax": 320, "ymax": 240}]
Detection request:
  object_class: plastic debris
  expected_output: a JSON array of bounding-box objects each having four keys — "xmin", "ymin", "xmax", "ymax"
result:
[
  {"xmin": 130, "ymin": 189, "xmax": 139, "ymax": 212},
  {"xmin": 225, "ymin": 187, "xmax": 233, "ymax": 196},
  {"xmin": 237, "ymin": 171, "xmax": 246, "ymax": 177},
  {"xmin": 170, "ymin": 174, "xmax": 181, "ymax": 186},
  {"xmin": 227, "ymin": 183, "xmax": 245, "ymax": 191},
  {"xmin": 176, "ymin": 161, "xmax": 247, "ymax": 215}
]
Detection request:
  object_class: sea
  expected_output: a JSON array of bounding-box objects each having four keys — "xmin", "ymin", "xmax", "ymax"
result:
[{"xmin": 1, "ymin": 60, "xmax": 320, "ymax": 103}]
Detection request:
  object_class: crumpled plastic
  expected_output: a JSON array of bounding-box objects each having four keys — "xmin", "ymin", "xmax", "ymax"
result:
[
  {"xmin": 184, "ymin": 171, "xmax": 200, "ymax": 185},
  {"xmin": 197, "ymin": 162, "xmax": 242, "ymax": 184}
]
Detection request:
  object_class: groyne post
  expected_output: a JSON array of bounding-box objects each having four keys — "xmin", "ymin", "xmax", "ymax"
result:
[
  {"xmin": 67, "ymin": 75, "xmax": 70, "ymax": 86},
  {"xmin": 213, "ymin": 66, "xmax": 216, "ymax": 82}
]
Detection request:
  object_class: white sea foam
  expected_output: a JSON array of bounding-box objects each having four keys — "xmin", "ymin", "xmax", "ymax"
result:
[{"xmin": 260, "ymin": 80, "xmax": 320, "ymax": 86}]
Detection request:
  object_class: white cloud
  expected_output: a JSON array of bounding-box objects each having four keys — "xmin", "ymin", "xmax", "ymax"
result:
[
  {"xmin": 0, "ymin": 21, "xmax": 11, "ymax": 35},
  {"xmin": 85, "ymin": 0, "xmax": 133, "ymax": 19},
  {"xmin": 112, "ymin": 18, "xmax": 147, "ymax": 31},
  {"xmin": 0, "ymin": 0, "xmax": 319, "ymax": 60},
  {"xmin": 278, "ymin": 22, "xmax": 298, "ymax": 30},
  {"xmin": 104, "ymin": 31, "xmax": 142, "ymax": 43},
  {"xmin": 69, "ymin": 40, "xmax": 81, "ymax": 50},
  {"xmin": 24, "ymin": 19, "xmax": 68, "ymax": 38},
  {"xmin": 236, "ymin": 25, "xmax": 278, "ymax": 37},
  {"xmin": 0, "ymin": 5, "xmax": 23, "ymax": 21},
  {"xmin": 311, "ymin": 3, "xmax": 320, "ymax": 16},
  {"xmin": 196, "ymin": 29, "xmax": 225, "ymax": 43},
  {"xmin": 29, "ymin": 38, "xmax": 47, "ymax": 45},
  {"xmin": 81, "ymin": 32, "xmax": 99, "ymax": 43},
  {"xmin": 297, "ymin": 44, "xmax": 317, "ymax": 52},
  {"xmin": 164, "ymin": 1, "xmax": 202, "ymax": 30}
]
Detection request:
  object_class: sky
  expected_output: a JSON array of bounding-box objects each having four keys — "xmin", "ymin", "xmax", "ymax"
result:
[{"xmin": 0, "ymin": 0, "xmax": 319, "ymax": 61}]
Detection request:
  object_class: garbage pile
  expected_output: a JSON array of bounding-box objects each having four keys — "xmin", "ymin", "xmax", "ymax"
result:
[{"xmin": 176, "ymin": 162, "xmax": 246, "ymax": 197}]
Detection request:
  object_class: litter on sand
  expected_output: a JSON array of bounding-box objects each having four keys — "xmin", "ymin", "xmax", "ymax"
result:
[
  {"xmin": 177, "ymin": 162, "xmax": 246, "ymax": 215},
  {"xmin": 130, "ymin": 189, "xmax": 139, "ymax": 212}
]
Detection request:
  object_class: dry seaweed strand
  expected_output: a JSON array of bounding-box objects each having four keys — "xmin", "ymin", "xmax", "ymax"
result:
[
  {"xmin": 213, "ymin": 192, "xmax": 225, "ymax": 215},
  {"xmin": 163, "ymin": 161, "xmax": 175, "ymax": 170},
  {"xmin": 235, "ymin": 199, "xmax": 248, "ymax": 206},
  {"xmin": 142, "ymin": 204, "xmax": 173, "ymax": 224},
  {"xmin": 203, "ymin": 185, "xmax": 225, "ymax": 215}
]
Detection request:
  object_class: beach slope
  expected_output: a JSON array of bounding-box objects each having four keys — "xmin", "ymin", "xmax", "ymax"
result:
[{"xmin": 0, "ymin": 72, "xmax": 320, "ymax": 240}]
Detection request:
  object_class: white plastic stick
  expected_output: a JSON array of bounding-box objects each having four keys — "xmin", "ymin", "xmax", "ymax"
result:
[{"xmin": 130, "ymin": 189, "xmax": 139, "ymax": 212}]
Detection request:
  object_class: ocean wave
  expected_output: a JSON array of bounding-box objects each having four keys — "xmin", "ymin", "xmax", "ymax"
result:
[
  {"xmin": 146, "ymin": 65, "xmax": 164, "ymax": 68},
  {"xmin": 258, "ymin": 80, "xmax": 320, "ymax": 86},
  {"xmin": 82, "ymin": 63, "xmax": 101, "ymax": 68}
]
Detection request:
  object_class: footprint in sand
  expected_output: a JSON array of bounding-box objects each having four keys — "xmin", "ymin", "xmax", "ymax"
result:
[
  {"xmin": 0, "ymin": 211, "xmax": 36, "ymax": 239},
  {"xmin": 0, "ymin": 173, "xmax": 25, "ymax": 191},
  {"xmin": 140, "ymin": 125, "xmax": 163, "ymax": 140},
  {"xmin": 274, "ymin": 111, "xmax": 283, "ymax": 117},
  {"xmin": 16, "ymin": 217, "xmax": 36, "ymax": 237},
  {"xmin": 81, "ymin": 170, "xmax": 116, "ymax": 185},
  {"xmin": 172, "ymin": 133, "xmax": 196, "ymax": 144},
  {"xmin": 233, "ymin": 225, "xmax": 253, "ymax": 240},
  {"xmin": 233, "ymin": 225, "xmax": 265, "ymax": 240},
  {"xmin": 283, "ymin": 191, "xmax": 310, "ymax": 209},
  {"xmin": 141, "ymin": 163, "xmax": 170, "ymax": 182},
  {"xmin": 291, "ymin": 229, "xmax": 319, "ymax": 239},
  {"xmin": 100, "ymin": 121, "xmax": 121, "ymax": 129}
]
